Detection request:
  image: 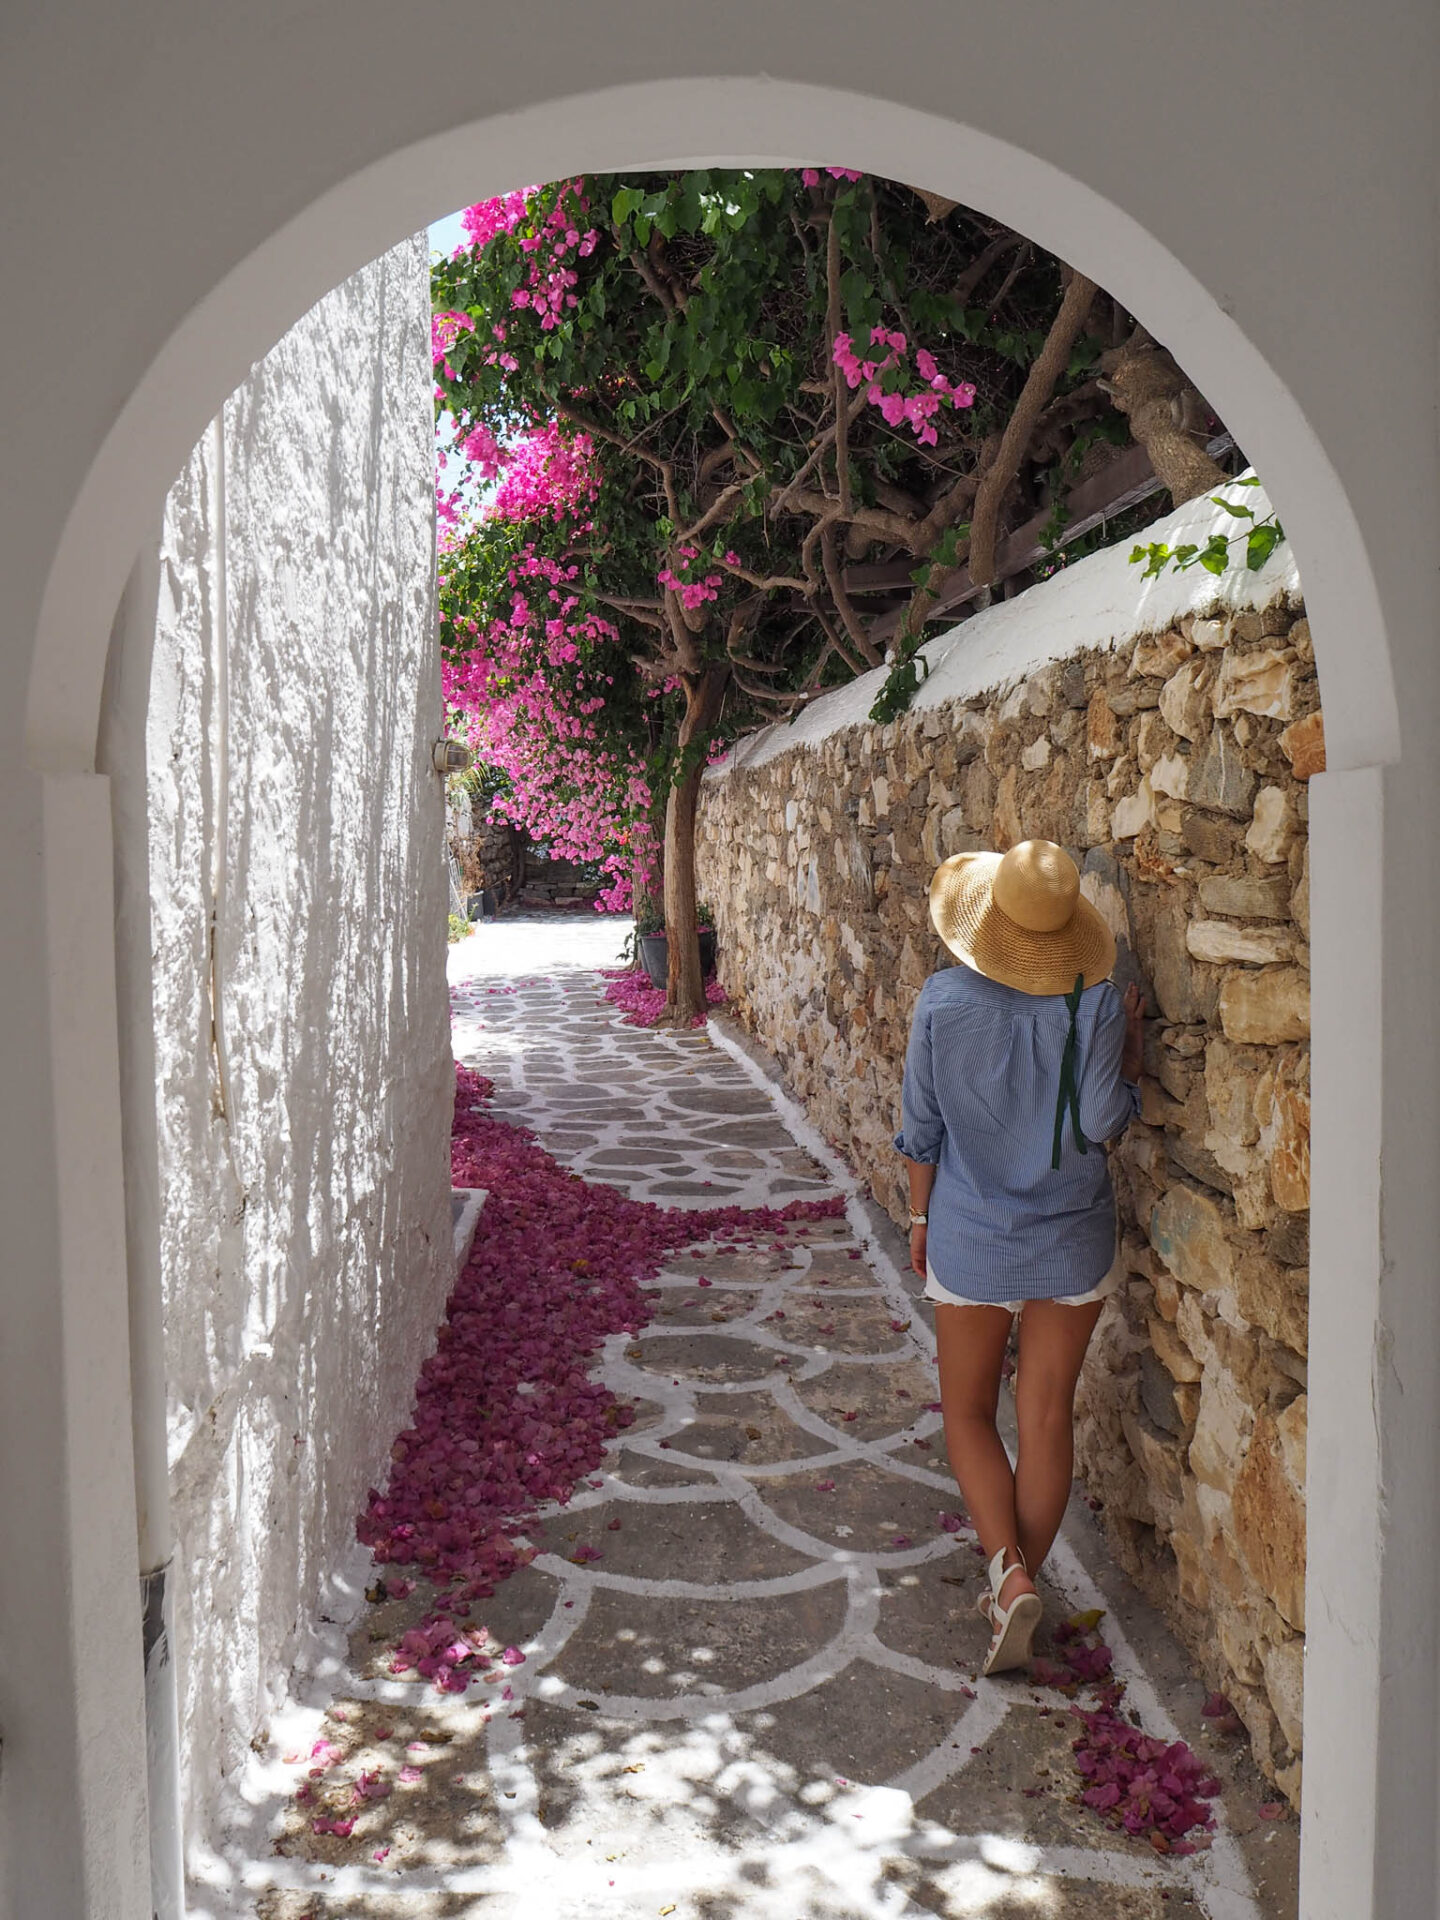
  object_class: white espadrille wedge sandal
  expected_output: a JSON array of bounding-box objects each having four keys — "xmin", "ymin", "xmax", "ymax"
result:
[{"xmin": 976, "ymin": 1546, "xmax": 1042, "ymax": 1676}]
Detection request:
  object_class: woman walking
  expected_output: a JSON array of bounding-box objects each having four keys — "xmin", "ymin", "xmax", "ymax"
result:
[{"xmin": 894, "ymin": 839, "xmax": 1144, "ymax": 1676}]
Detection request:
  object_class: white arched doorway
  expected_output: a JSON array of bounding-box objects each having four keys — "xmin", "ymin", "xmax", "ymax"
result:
[{"xmin": 4, "ymin": 22, "xmax": 1434, "ymax": 1919}]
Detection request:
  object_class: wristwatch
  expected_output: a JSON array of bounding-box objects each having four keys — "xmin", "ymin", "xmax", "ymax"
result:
[{"xmin": 908, "ymin": 1211, "xmax": 928, "ymax": 1228}]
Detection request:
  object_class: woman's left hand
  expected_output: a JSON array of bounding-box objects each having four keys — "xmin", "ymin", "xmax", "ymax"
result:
[{"xmin": 909, "ymin": 1221, "xmax": 927, "ymax": 1280}]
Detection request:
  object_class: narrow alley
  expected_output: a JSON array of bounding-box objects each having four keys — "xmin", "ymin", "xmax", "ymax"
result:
[{"xmin": 223, "ymin": 916, "xmax": 1297, "ymax": 1920}]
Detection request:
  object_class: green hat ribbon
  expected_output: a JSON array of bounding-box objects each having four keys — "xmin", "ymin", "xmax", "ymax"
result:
[{"xmin": 1051, "ymin": 972, "xmax": 1091, "ymax": 1171}]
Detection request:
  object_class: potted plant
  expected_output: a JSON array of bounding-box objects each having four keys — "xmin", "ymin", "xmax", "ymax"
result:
[{"xmin": 635, "ymin": 898, "xmax": 718, "ymax": 989}]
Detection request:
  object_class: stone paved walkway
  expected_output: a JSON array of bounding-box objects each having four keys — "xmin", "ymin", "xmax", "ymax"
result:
[{"xmin": 220, "ymin": 915, "xmax": 1297, "ymax": 1920}]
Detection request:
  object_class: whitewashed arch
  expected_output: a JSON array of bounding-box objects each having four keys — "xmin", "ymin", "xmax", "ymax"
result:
[{"xmin": 2, "ymin": 23, "xmax": 1432, "ymax": 1920}]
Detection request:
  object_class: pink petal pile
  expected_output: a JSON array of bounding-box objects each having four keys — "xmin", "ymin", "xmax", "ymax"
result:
[
  {"xmin": 356, "ymin": 1063, "xmax": 844, "ymax": 1693},
  {"xmin": 600, "ymin": 968, "xmax": 727, "ymax": 1028},
  {"xmin": 1071, "ymin": 1712, "xmax": 1220, "ymax": 1851},
  {"xmin": 1030, "ymin": 1614, "xmax": 1219, "ymax": 1849}
]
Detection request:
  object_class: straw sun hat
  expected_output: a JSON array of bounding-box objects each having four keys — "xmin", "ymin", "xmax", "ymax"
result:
[{"xmin": 929, "ymin": 839, "xmax": 1116, "ymax": 997}]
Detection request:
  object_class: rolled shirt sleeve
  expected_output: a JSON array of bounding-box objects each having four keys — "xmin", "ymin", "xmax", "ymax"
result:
[
  {"xmin": 1077, "ymin": 980, "xmax": 1142, "ymax": 1143},
  {"xmin": 893, "ymin": 982, "xmax": 945, "ymax": 1163}
]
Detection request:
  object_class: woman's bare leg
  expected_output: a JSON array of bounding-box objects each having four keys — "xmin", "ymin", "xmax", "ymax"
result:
[
  {"xmin": 1012, "ymin": 1298, "xmax": 1105, "ymax": 1577},
  {"xmin": 934, "ymin": 1302, "xmax": 1035, "ymax": 1606}
]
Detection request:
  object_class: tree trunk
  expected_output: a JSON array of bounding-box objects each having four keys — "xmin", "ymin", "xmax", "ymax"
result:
[
  {"xmin": 1098, "ymin": 340, "xmax": 1229, "ymax": 503},
  {"xmin": 662, "ymin": 663, "xmax": 729, "ymax": 1024}
]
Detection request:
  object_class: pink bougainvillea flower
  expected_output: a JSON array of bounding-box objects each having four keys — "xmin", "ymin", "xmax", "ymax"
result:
[{"xmin": 815, "ymin": 1480, "xmax": 837, "ymax": 1493}]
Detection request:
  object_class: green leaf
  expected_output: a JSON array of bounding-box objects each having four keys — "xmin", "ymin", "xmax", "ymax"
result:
[
  {"xmin": 1211, "ymin": 497, "xmax": 1255, "ymax": 519},
  {"xmin": 1245, "ymin": 522, "xmax": 1282, "ymax": 570},
  {"xmin": 611, "ymin": 186, "xmax": 643, "ymax": 226},
  {"xmin": 1198, "ymin": 547, "xmax": 1230, "ymax": 576}
]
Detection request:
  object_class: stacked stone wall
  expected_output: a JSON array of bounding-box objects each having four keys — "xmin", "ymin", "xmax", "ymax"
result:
[{"xmin": 697, "ymin": 594, "xmax": 1318, "ymax": 1806}]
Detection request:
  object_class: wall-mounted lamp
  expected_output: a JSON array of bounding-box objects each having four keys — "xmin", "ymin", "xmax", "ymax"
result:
[{"xmin": 432, "ymin": 739, "xmax": 475, "ymax": 774}]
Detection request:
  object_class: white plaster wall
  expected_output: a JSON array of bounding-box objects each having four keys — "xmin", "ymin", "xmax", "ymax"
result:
[{"xmin": 144, "ymin": 236, "xmax": 452, "ymax": 1851}]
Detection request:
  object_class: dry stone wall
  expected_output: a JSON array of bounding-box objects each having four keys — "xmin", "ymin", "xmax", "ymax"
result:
[{"xmin": 698, "ymin": 573, "xmax": 1316, "ymax": 1808}]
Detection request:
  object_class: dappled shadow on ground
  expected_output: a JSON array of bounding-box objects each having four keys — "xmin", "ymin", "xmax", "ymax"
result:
[{"xmin": 228, "ymin": 951, "xmax": 1295, "ymax": 1919}]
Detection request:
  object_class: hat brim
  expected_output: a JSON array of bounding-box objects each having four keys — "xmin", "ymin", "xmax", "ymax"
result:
[{"xmin": 929, "ymin": 851, "xmax": 1116, "ymax": 996}]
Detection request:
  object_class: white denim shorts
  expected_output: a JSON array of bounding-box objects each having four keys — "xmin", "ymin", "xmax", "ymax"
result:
[{"xmin": 923, "ymin": 1254, "xmax": 1122, "ymax": 1314}]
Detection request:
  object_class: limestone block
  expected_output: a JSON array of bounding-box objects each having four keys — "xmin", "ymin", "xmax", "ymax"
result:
[
  {"xmin": 1086, "ymin": 688, "xmax": 1121, "ymax": 760},
  {"xmin": 1197, "ymin": 873, "xmax": 1292, "ymax": 921},
  {"xmin": 1141, "ymin": 1078, "xmax": 1189, "ymax": 1126},
  {"xmin": 1158, "ymin": 658, "xmax": 1216, "ymax": 741},
  {"xmin": 1291, "ymin": 840, "xmax": 1310, "ymax": 939},
  {"xmin": 1204, "ymin": 1037, "xmax": 1267, "ymax": 1159},
  {"xmin": 1111, "ymin": 774, "xmax": 1156, "ymax": 840},
  {"xmin": 1080, "ymin": 871, "xmax": 1132, "ymax": 965},
  {"xmin": 1131, "ymin": 885, "xmax": 1216, "ymax": 1024},
  {"xmin": 1150, "ymin": 1182, "xmax": 1236, "ymax": 1292},
  {"xmin": 1132, "ymin": 629, "xmax": 1193, "ymax": 677},
  {"xmin": 1219, "ymin": 967, "xmax": 1310, "ymax": 1044},
  {"xmin": 1149, "ymin": 751, "xmax": 1189, "ymax": 800},
  {"xmin": 1105, "ymin": 752, "xmax": 1137, "ymax": 800},
  {"xmin": 1259, "ymin": 1046, "xmax": 1310, "ymax": 1212},
  {"xmin": 1188, "ymin": 1364, "xmax": 1255, "ymax": 1494},
  {"xmin": 1050, "ymin": 705, "xmax": 1086, "ymax": 754},
  {"xmin": 1025, "ymin": 666, "xmax": 1060, "ymax": 715},
  {"xmin": 1216, "ymin": 1605, "xmax": 1267, "ymax": 1686},
  {"xmin": 1278, "ymin": 709, "xmax": 1326, "ymax": 779},
  {"xmin": 1213, "ymin": 647, "xmax": 1299, "ymax": 722},
  {"xmin": 1232, "ymin": 1250, "xmax": 1308, "ymax": 1355},
  {"xmin": 1263, "ymin": 1636, "xmax": 1305, "ymax": 1754},
  {"xmin": 1187, "ymin": 920, "xmax": 1294, "ymax": 965},
  {"xmin": 1170, "ymin": 1488, "xmax": 1213, "ymax": 1610},
  {"xmin": 1149, "ymin": 1313, "xmax": 1203, "ymax": 1383},
  {"xmin": 1186, "ymin": 726, "xmax": 1257, "ymax": 816},
  {"xmin": 1181, "ymin": 809, "xmax": 1241, "ymax": 863},
  {"xmin": 1288, "ymin": 617, "xmax": 1313, "ymax": 664},
  {"xmin": 1133, "ymin": 708, "xmax": 1173, "ymax": 772},
  {"xmin": 1233, "ymin": 1405, "xmax": 1307, "ymax": 1630},
  {"xmin": 992, "ymin": 766, "xmax": 1022, "ymax": 849},
  {"xmin": 954, "ymin": 708, "xmax": 989, "ymax": 767},
  {"xmin": 1082, "ymin": 781, "xmax": 1110, "ymax": 845},
  {"xmin": 1232, "ymin": 1682, "xmax": 1282, "ymax": 1772},
  {"xmin": 1021, "ymin": 734, "xmax": 1052, "ymax": 771},
  {"xmin": 1245, "ymin": 785, "xmax": 1298, "ymax": 864},
  {"xmin": 961, "ymin": 757, "xmax": 995, "ymax": 831},
  {"xmin": 1190, "ymin": 618, "xmax": 1229, "ymax": 652},
  {"xmin": 1121, "ymin": 1405, "xmax": 1187, "ymax": 1517},
  {"xmin": 1266, "ymin": 1212, "xmax": 1310, "ymax": 1268},
  {"xmin": 1060, "ymin": 660, "xmax": 1089, "ymax": 709},
  {"xmin": 1276, "ymin": 1391, "xmax": 1307, "ymax": 1482}
]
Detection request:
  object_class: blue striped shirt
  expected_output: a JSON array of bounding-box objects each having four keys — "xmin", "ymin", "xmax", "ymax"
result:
[{"xmin": 893, "ymin": 965, "xmax": 1140, "ymax": 1303}]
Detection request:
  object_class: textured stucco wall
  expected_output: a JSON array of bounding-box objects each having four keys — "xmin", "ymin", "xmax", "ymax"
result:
[{"xmin": 145, "ymin": 237, "xmax": 452, "ymax": 1852}]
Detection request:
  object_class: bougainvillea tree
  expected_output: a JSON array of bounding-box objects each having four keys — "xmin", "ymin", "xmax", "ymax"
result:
[{"xmin": 433, "ymin": 170, "xmax": 1230, "ymax": 1020}]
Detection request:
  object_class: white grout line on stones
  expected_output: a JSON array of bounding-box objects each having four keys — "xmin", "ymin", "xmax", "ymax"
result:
[{"xmin": 208, "ymin": 965, "xmax": 1268, "ymax": 1920}]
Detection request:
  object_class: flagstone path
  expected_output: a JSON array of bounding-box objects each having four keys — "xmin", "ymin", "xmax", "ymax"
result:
[{"xmin": 220, "ymin": 914, "xmax": 1298, "ymax": 1920}]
